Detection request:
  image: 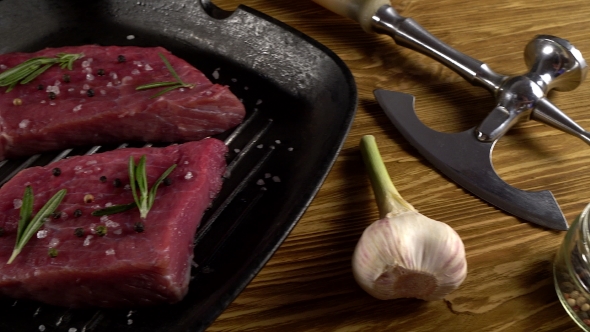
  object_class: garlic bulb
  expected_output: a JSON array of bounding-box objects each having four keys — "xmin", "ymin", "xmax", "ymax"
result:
[{"xmin": 353, "ymin": 135, "xmax": 467, "ymax": 301}]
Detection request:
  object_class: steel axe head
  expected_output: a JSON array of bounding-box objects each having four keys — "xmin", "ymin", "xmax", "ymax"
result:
[{"xmin": 374, "ymin": 89, "xmax": 569, "ymax": 231}]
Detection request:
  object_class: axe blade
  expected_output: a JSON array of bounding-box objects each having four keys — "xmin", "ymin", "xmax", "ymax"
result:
[{"xmin": 374, "ymin": 89, "xmax": 569, "ymax": 231}]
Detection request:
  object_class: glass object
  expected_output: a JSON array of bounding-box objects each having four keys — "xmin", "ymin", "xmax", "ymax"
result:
[{"xmin": 554, "ymin": 203, "xmax": 590, "ymax": 330}]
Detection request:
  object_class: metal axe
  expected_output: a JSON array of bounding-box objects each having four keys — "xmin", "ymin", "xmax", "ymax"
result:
[{"xmin": 313, "ymin": 0, "xmax": 590, "ymax": 230}]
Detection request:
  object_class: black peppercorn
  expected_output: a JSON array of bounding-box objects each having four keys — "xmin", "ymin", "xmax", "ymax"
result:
[
  {"xmin": 48, "ymin": 92, "xmax": 56, "ymax": 100},
  {"xmin": 52, "ymin": 211, "xmax": 62, "ymax": 219},
  {"xmin": 74, "ymin": 209, "xmax": 82, "ymax": 218},
  {"xmin": 97, "ymin": 69, "xmax": 105, "ymax": 76},
  {"xmin": 163, "ymin": 178, "xmax": 172, "ymax": 186},
  {"xmin": 0, "ymin": 227, "xmax": 4, "ymax": 237},
  {"xmin": 52, "ymin": 167, "xmax": 61, "ymax": 176},
  {"xmin": 63, "ymin": 74, "xmax": 71, "ymax": 83},
  {"xmin": 113, "ymin": 178, "xmax": 122, "ymax": 187},
  {"xmin": 134, "ymin": 222, "xmax": 145, "ymax": 233},
  {"xmin": 74, "ymin": 227, "xmax": 84, "ymax": 237},
  {"xmin": 37, "ymin": 84, "xmax": 44, "ymax": 90},
  {"xmin": 86, "ymin": 89, "xmax": 95, "ymax": 97},
  {"xmin": 99, "ymin": 176, "xmax": 107, "ymax": 183},
  {"xmin": 117, "ymin": 55, "xmax": 126, "ymax": 63}
]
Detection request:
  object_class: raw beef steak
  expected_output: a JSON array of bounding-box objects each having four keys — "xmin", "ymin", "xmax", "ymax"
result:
[
  {"xmin": 0, "ymin": 138, "xmax": 227, "ymax": 308},
  {"xmin": 0, "ymin": 45, "xmax": 245, "ymax": 160}
]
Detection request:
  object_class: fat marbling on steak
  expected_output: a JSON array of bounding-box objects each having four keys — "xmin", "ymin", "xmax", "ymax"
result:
[
  {"xmin": 0, "ymin": 45, "xmax": 245, "ymax": 160},
  {"xmin": 0, "ymin": 138, "xmax": 227, "ymax": 308}
]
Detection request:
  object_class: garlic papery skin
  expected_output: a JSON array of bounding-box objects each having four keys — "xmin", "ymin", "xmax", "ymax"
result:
[
  {"xmin": 354, "ymin": 135, "xmax": 467, "ymax": 301},
  {"xmin": 352, "ymin": 211, "xmax": 467, "ymax": 300}
]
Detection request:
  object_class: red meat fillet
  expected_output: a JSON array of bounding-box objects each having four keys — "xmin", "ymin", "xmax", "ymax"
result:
[
  {"xmin": 0, "ymin": 138, "xmax": 227, "ymax": 308},
  {"xmin": 0, "ymin": 45, "xmax": 245, "ymax": 160}
]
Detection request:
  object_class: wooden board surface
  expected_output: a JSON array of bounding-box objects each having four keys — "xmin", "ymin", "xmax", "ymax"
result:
[{"xmin": 207, "ymin": 0, "xmax": 590, "ymax": 330}]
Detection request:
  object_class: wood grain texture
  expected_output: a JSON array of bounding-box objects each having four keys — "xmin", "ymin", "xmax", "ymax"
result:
[{"xmin": 208, "ymin": 0, "xmax": 590, "ymax": 330}]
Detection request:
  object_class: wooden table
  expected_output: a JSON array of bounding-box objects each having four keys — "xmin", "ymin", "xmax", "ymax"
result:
[{"xmin": 208, "ymin": 0, "xmax": 590, "ymax": 330}]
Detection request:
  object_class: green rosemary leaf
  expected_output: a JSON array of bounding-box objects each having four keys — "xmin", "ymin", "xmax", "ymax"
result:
[
  {"xmin": 136, "ymin": 81, "xmax": 180, "ymax": 90},
  {"xmin": 16, "ymin": 186, "xmax": 34, "ymax": 245},
  {"xmin": 0, "ymin": 57, "xmax": 47, "ymax": 81},
  {"xmin": 91, "ymin": 202, "xmax": 137, "ymax": 216},
  {"xmin": 136, "ymin": 156, "xmax": 149, "ymax": 200},
  {"xmin": 147, "ymin": 163, "xmax": 177, "ymax": 211},
  {"xmin": 129, "ymin": 156, "xmax": 139, "ymax": 206},
  {"xmin": 0, "ymin": 64, "xmax": 42, "ymax": 86},
  {"xmin": 134, "ymin": 53, "xmax": 194, "ymax": 98},
  {"xmin": 21, "ymin": 63, "xmax": 53, "ymax": 85},
  {"xmin": 5, "ymin": 82, "xmax": 17, "ymax": 93},
  {"xmin": 159, "ymin": 53, "xmax": 182, "ymax": 83},
  {"xmin": 0, "ymin": 53, "xmax": 82, "ymax": 92},
  {"xmin": 135, "ymin": 156, "xmax": 150, "ymax": 219},
  {"xmin": 8, "ymin": 188, "xmax": 67, "ymax": 264},
  {"xmin": 93, "ymin": 156, "xmax": 176, "ymax": 220},
  {"xmin": 148, "ymin": 84, "xmax": 184, "ymax": 99}
]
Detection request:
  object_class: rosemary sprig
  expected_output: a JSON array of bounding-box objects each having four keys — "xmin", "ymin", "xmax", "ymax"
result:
[
  {"xmin": 92, "ymin": 155, "xmax": 177, "ymax": 219},
  {"xmin": 135, "ymin": 53, "xmax": 194, "ymax": 98},
  {"xmin": 0, "ymin": 53, "xmax": 84, "ymax": 92},
  {"xmin": 7, "ymin": 186, "xmax": 67, "ymax": 264}
]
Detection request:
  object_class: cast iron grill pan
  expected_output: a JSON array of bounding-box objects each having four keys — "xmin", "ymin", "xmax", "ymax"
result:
[{"xmin": 0, "ymin": 0, "xmax": 357, "ymax": 331}]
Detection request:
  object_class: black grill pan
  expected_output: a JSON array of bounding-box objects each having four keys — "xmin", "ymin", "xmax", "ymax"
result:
[{"xmin": 0, "ymin": 0, "xmax": 357, "ymax": 331}]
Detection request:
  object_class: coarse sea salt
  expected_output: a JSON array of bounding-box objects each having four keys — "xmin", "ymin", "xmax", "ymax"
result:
[
  {"xmin": 105, "ymin": 220, "xmax": 120, "ymax": 228},
  {"xmin": 184, "ymin": 172, "xmax": 193, "ymax": 180},
  {"xmin": 272, "ymin": 176, "xmax": 281, "ymax": 183},
  {"xmin": 69, "ymin": 328, "xmax": 78, "ymax": 332},
  {"xmin": 256, "ymin": 179, "xmax": 265, "ymax": 186},
  {"xmin": 145, "ymin": 64, "xmax": 153, "ymax": 71},
  {"xmin": 127, "ymin": 35, "xmax": 135, "ymax": 40},
  {"xmin": 49, "ymin": 238, "xmax": 60, "ymax": 248},
  {"xmin": 13, "ymin": 198, "xmax": 22, "ymax": 209},
  {"xmin": 106, "ymin": 249, "xmax": 115, "ymax": 256},
  {"xmin": 18, "ymin": 119, "xmax": 30, "ymax": 129},
  {"xmin": 46, "ymin": 85, "xmax": 60, "ymax": 95},
  {"xmin": 36, "ymin": 229, "xmax": 48, "ymax": 239},
  {"xmin": 83, "ymin": 235, "xmax": 93, "ymax": 247},
  {"xmin": 131, "ymin": 69, "xmax": 140, "ymax": 75}
]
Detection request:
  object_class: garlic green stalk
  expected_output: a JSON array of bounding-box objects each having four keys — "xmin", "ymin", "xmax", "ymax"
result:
[{"xmin": 353, "ymin": 135, "xmax": 467, "ymax": 301}]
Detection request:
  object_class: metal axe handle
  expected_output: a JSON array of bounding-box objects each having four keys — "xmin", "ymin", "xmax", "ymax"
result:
[{"xmin": 313, "ymin": 0, "xmax": 590, "ymax": 144}]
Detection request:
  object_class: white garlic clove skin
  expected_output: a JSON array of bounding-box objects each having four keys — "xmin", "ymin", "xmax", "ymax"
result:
[{"xmin": 352, "ymin": 211, "xmax": 467, "ymax": 301}]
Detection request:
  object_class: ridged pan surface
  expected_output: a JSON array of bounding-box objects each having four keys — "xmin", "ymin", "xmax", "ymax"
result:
[{"xmin": 0, "ymin": 0, "xmax": 357, "ymax": 331}]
